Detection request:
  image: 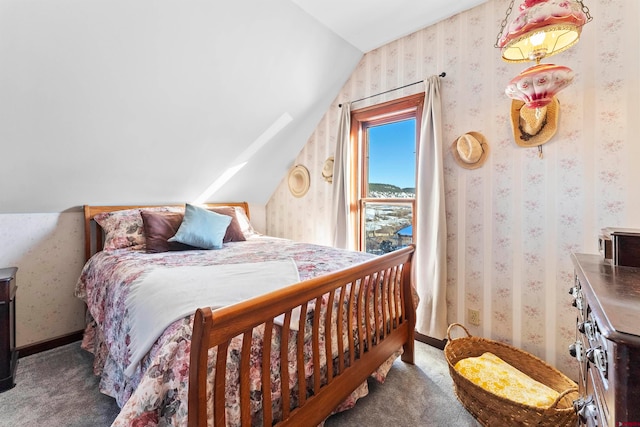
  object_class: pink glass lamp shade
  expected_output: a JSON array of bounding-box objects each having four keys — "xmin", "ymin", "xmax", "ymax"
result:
[
  {"xmin": 497, "ymin": 0, "xmax": 588, "ymax": 63},
  {"xmin": 505, "ymin": 63, "xmax": 574, "ymax": 108}
]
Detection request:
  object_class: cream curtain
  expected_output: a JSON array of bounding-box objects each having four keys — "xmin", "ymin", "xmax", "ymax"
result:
[
  {"xmin": 414, "ymin": 75, "xmax": 448, "ymax": 339},
  {"xmin": 332, "ymin": 103, "xmax": 351, "ymax": 249}
]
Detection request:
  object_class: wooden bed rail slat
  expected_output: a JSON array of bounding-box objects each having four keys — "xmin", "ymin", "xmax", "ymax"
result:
[
  {"xmin": 384, "ymin": 267, "xmax": 394, "ymax": 337},
  {"xmin": 240, "ymin": 330, "xmax": 252, "ymax": 425},
  {"xmin": 374, "ymin": 270, "xmax": 382, "ymax": 341},
  {"xmin": 356, "ymin": 276, "xmax": 366, "ymax": 360},
  {"xmin": 324, "ymin": 289, "xmax": 335, "ymax": 385},
  {"xmin": 312, "ymin": 295, "xmax": 322, "ymax": 395},
  {"xmin": 188, "ymin": 308, "xmax": 212, "ymax": 427},
  {"xmin": 364, "ymin": 274, "xmax": 373, "ymax": 353},
  {"xmin": 189, "ymin": 245, "xmax": 415, "ymax": 427},
  {"xmin": 214, "ymin": 340, "xmax": 229, "ymax": 427},
  {"xmin": 280, "ymin": 311, "xmax": 292, "ymax": 420},
  {"xmin": 347, "ymin": 282, "xmax": 356, "ymax": 368},
  {"xmin": 262, "ymin": 320, "xmax": 274, "ymax": 427},
  {"xmin": 336, "ymin": 285, "xmax": 346, "ymax": 375},
  {"xmin": 400, "ymin": 252, "xmax": 415, "ymax": 364},
  {"xmin": 296, "ymin": 303, "xmax": 307, "ymax": 408},
  {"xmin": 392, "ymin": 265, "xmax": 401, "ymax": 328}
]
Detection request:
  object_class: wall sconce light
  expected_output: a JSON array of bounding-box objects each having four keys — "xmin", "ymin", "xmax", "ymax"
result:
[
  {"xmin": 505, "ymin": 63, "xmax": 574, "ymax": 108},
  {"xmin": 499, "ymin": 0, "xmax": 593, "ymax": 158},
  {"xmin": 495, "ymin": 0, "xmax": 592, "ymax": 64}
]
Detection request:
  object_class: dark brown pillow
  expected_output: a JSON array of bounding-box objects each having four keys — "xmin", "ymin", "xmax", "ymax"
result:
[
  {"xmin": 141, "ymin": 211, "xmax": 196, "ymax": 253},
  {"xmin": 141, "ymin": 207, "xmax": 245, "ymax": 253},
  {"xmin": 208, "ymin": 207, "xmax": 246, "ymax": 243}
]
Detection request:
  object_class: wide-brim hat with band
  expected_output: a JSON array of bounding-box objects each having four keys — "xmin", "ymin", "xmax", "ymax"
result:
[
  {"xmin": 288, "ymin": 164, "xmax": 310, "ymax": 198},
  {"xmin": 321, "ymin": 156, "xmax": 334, "ymax": 183},
  {"xmin": 510, "ymin": 96, "xmax": 559, "ymax": 147},
  {"xmin": 450, "ymin": 131, "xmax": 489, "ymax": 170}
]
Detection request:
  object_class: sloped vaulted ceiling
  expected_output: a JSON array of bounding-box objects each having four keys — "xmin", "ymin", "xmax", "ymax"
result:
[
  {"xmin": 0, "ymin": 0, "xmax": 487, "ymax": 213},
  {"xmin": 0, "ymin": 0, "xmax": 362, "ymax": 213},
  {"xmin": 292, "ymin": 0, "xmax": 488, "ymax": 53}
]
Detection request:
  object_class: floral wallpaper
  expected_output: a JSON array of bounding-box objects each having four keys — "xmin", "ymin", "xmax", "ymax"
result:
[
  {"xmin": 0, "ymin": 212, "xmax": 86, "ymax": 347},
  {"xmin": 267, "ymin": 0, "xmax": 640, "ymax": 379}
]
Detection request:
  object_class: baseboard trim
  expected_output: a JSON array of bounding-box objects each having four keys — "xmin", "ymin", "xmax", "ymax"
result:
[
  {"xmin": 17, "ymin": 330, "xmax": 84, "ymax": 358},
  {"xmin": 415, "ymin": 331, "xmax": 447, "ymax": 350}
]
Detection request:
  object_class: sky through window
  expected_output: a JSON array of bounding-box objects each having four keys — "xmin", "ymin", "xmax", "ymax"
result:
[{"xmin": 367, "ymin": 119, "xmax": 416, "ymax": 189}]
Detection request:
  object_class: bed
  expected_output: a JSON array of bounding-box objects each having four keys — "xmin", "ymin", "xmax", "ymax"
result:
[{"xmin": 75, "ymin": 202, "xmax": 416, "ymax": 426}]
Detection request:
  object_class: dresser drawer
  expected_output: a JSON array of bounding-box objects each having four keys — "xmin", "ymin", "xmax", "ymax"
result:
[{"xmin": 570, "ymin": 254, "xmax": 640, "ymax": 427}]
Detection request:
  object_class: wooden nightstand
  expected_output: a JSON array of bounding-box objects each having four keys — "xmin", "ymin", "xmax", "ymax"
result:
[{"xmin": 0, "ymin": 267, "xmax": 17, "ymax": 392}]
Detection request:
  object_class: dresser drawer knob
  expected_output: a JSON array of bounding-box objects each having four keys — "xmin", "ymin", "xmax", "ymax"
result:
[
  {"xmin": 573, "ymin": 395, "xmax": 598, "ymax": 425},
  {"xmin": 569, "ymin": 283, "xmax": 585, "ymax": 311},
  {"xmin": 578, "ymin": 321, "xmax": 597, "ymax": 341},
  {"xmin": 569, "ymin": 341, "xmax": 584, "ymax": 362},
  {"xmin": 586, "ymin": 347, "xmax": 608, "ymax": 374}
]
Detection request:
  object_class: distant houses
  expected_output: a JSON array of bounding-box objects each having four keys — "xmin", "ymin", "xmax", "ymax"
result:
[{"xmin": 396, "ymin": 224, "xmax": 413, "ymax": 248}]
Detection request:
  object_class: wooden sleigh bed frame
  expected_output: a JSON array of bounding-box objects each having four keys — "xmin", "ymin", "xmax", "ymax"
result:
[{"xmin": 82, "ymin": 202, "xmax": 416, "ymax": 427}]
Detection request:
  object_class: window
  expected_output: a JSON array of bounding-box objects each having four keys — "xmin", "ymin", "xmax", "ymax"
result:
[{"xmin": 350, "ymin": 93, "xmax": 424, "ymax": 254}]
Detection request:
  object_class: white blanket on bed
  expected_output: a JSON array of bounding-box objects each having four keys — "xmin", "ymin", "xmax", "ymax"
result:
[{"xmin": 124, "ymin": 259, "xmax": 301, "ymax": 377}]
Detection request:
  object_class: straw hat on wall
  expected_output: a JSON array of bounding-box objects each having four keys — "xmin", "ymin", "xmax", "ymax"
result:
[
  {"xmin": 288, "ymin": 164, "xmax": 310, "ymax": 198},
  {"xmin": 321, "ymin": 156, "xmax": 334, "ymax": 183},
  {"xmin": 450, "ymin": 132, "xmax": 489, "ymax": 170},
  {"xmin": 510, "ymin": 97, "xmax": 559, "ymax": 147}
]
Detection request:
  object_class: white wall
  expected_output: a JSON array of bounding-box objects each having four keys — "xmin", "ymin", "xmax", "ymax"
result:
[
  {"xmin": 0, "ymin": 213, "xmax": 86, "ymax": 346},
  {"xmin": 266, "ymin": 0, "xmax": 640, "ymax": 378}
]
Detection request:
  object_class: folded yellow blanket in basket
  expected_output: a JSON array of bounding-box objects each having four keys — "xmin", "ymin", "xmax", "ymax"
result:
[{"xmin": 454, "ymin": 352, "xmax": 559, "ymax": 408}]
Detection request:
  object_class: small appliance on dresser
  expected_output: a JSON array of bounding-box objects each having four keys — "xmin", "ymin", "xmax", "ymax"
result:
[
  {"xmin": 598, "ymin": 227, "xmax": 640, "ymax": 268},
  {"xmin": 569, "ymin": 251, "xmax": 640, "ymax": 427}
]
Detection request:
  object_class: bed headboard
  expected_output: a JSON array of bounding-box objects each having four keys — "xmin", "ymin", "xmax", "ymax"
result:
[{"xmin": 83, "ymin": 202, "xmax": 251, "ymax": 262}]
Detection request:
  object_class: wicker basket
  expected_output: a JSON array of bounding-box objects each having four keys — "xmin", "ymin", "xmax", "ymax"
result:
[{"xmin": 444, "ymin": 323, "xmax": 579, "ymax": 427}]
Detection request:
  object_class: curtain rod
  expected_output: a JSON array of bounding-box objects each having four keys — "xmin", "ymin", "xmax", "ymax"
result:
[{"xmin": 339, "ymin": 72, "xmax": 445, "ymax": 108}]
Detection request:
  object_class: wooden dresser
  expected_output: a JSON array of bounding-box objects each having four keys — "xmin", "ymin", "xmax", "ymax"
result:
[
  {"xmin": 0, "ymin": 267, "xmax": 18, "ymax": 392},
  {"xmin": 570, "ymin": 254, "xmax": 640, "ymax": 426}
]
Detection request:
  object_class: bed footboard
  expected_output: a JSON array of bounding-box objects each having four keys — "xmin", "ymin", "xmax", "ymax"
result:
[{"xmin": 188, "ymin": 245, "xmax": 415, "ymax": 427}]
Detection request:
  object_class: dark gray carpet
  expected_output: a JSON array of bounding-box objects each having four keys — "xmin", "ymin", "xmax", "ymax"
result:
[
  {"xmin": 0, "ymin": 340, "xmax": 478, "ymax": 426},
  {"xmin": 0, "ymin": 342, "xmax": 120, "ymax": 427},
  {"xmin": 324, "ymin": 342, "xmax": 480, "ymax": 427}
]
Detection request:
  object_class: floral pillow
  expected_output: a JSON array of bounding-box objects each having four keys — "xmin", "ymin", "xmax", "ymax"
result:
[{"xmin": 94, "ymin": 207, "xmax": 180, "ymax": 251}]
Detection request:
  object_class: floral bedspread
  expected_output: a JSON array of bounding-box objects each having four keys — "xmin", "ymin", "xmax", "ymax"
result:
[{"xmin": 75, "ymin": 236, "xmax": 402, "ymax": 426}]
